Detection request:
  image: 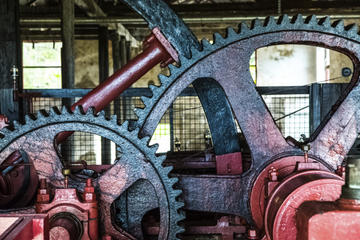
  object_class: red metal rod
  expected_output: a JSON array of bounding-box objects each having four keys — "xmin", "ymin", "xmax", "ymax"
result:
[{"xmin": 56, "ymin": 28, "xmax": 178, "ymax": 143}]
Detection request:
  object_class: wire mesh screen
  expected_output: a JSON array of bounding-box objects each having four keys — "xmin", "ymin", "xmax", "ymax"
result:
[
  {"xmin": 30, "ymin": 97, "xmax": 112, "ymax": 164},
  {"xmin": 29, "ymin": 92, "xmax": 310, "ymax": 159},
  {"xmin": 150, "ymin": 110, "xmax": 171, "ymax": 153},
  {"xmin": 262, "ymin": 94, "xmax": 309, "ymax": 141},
  {"xmin": 31, "ymin": 97, "xmax": 62, "ymax": 112},
  {"xmin": 29, "ymin": 96, "xmax": 146, "ymax": 164},
  {"xmin": 173, "ymin": 96, "xmax": 210, "ymax": 152}
]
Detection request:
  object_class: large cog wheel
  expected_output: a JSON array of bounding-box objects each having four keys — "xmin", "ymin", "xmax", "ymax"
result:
[
  {"xmin": 0, "ymin": 106, "xmax": 184, "ymax": 239},
  {"xmin": 133, "ymin": 14, "xmax": 360, "ymax": 224}
]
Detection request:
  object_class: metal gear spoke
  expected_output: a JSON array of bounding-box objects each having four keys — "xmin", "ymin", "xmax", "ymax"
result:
[{"xmin": 0, "ymin": 106, "xmax": 184, "ymax": 239}]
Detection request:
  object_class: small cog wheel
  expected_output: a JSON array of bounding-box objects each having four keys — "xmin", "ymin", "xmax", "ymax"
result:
[{"xmin": 0, "ymin": 106, "xmax": 184, "ymax": 239}]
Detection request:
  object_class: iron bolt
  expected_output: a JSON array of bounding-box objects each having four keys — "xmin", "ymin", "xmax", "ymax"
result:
[
  {"xmin": 336, "ymin": 165, "xmax": 346, "ymax": 179},
  {"xmin": 301, "ymin": 144, "xmax": 311, "ymax": 152},
  {"xmin": 37, "ymin": 178, "xmax": 50, "ymax": 203},
  {"xmin": 62, "ymin": 168, "xmax": 71, "ymax": 188},
  {"xmin": 62, "ymin": 168, "xmax": 71, "ymax": 176},
  {"xmin": 247, "ymin": 228, "xmax": 258, "ymax": 239},
  {"xmin": 83, "ymin": 178, "xmax": 96, "ymax": 203},
  {"xmin": 302, "ymin": 144, "xmax": 311, "ymax": 163},
  {"xmin": 268, "ymin": 167, "xmax": 278, "ymax": 181}
]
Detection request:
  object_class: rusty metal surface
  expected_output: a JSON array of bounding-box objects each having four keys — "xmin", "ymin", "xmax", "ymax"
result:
[
  {"xmin": 297, "ymin": 193, "xmax": 360, "ymax": 240},
  {"xmin": 264, "ymin": 170, "xmax": 343, "ymax": 240},
  {"xmin": 144, "ymin": 215, "xmax": 246, "ymax": 240},
  {"xmin": 295, "ymin": 157, "xmax": 360, "ymax": 240},
  {"xmin": 250, "ymin": 156, "xmax": 329, "ymax": 229},
  {"xmin": 0, "ymin": 107, "xmax": 184, "ymax": 239},
  {"xmin": 215, "ymin": 152, "xmax": 243, "ymax": 175},
  {"xmin": 298, "ymin": 207, "xmax": 360, "ymax": 240},
  {"xmin": 0, "ymin": 150, "xmax": 38, "ymax": 208},
  {"xmin": 133, "ymin": 15, "xmax": 360, "ymax": 224},
  {"xmin": 0, "ymin": 214, "xmax": 49, "ymax": 240},
  {"xmin": 4, "ymin": 4, "xmax": 360, "ymax": 239},
  {"xmin": 36, "ymin": 182, "xmax": 98, "ymax": 240}
]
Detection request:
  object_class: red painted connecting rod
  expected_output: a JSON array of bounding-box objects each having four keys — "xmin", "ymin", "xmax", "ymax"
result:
[{"xmin": 56, "ymin": 28, "xmax": 178, "ymax": 143}]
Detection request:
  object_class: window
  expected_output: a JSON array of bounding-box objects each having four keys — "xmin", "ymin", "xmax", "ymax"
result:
[{"xmin": 23, "ymin": 42, "xmax": 62, "ymax": 89}]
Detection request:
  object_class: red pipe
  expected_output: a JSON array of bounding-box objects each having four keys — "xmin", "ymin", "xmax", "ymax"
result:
[{"xmin": 56, "ymin": 28, "xmax": 178, "ymax": 143}]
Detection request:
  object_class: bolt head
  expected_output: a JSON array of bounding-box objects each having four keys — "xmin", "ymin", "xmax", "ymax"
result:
[
  {"xmin": 37, "ymin": 194, "xmax": 50, "ymax": 203},
  {"xmin": 268, "ymin": 167, "xmax": 278, "ymax": 181},
  {"xmin": 62, "ymin": 168, "xmax": 71, "ymax": 176},
  {"xmin": 84, "ymin": 192, "xmax": 96, "ymax": 202},
  {"xmin": 247, "ymin": 229, "xmax": 257, "ymax": 239},
  {"xmin": 301, "ymin": 144, "xmax": 311, "ymax": 152}
]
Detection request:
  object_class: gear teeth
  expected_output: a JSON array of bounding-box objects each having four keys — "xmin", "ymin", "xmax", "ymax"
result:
[
  {"xmin": 263, "ymin": 16, "xmax": 276, "ymax": 27},
  {"xmin": 169, "ymin": 176, "xmax": 178, "ymax": 186},
  {"xmin": 175, "ymin": 199, "xmax": 185, "ymax": 209},
  {"xmin": 85, "ymin": 107, "xmax": 96, "ymax": 116},
  {"xmin": 12, "ymin": 120, "xmax": 21, "ymax": 129},
  {"xmin": 164, "ymin": 166, "xmax": 173, "ymax": 175},
  {"xmin": 345, "ymin": 23, "xmax": 358, "ymax": 37},
  {"xmin": 332, "ymin": 20, "xmax": 345, "ymax": 31},
  {"xmin": 149, "ymin": 143, "xmax": 159, "ymax": 153},
  {"xmin": 121, "ymin": 120, "xmax": 129, "ymax": 130},
  {"xmin": 190, "ymin": 45, "xmax": 202, "ymax": 58},
  {"xmin": 134, "ymin": 107, "xmax": 144, "ymax": 120},
  {"xmin": 305, "ymin": 15, "xmax": 317, "ymax": 25},
  {"xmin": 201, "ymin": 38, "xmax": 213, "ymax": 50},
  {"xmin": 213, "ymin": 32, "xmax": 224, "ymax": 45},
  {"xmin": 173, "ymin": 189, "xmax": 183, "ymax": 199},
  {"xmin": 141, "ymin": 135, "xmax": 151, "ymax": 145},
  {"xmin": 24, "ymin": 114, "xmax": 35, "ymax": 124},
  {"xmin": 176, "ymin": 224, "xmax": 185, "ymax": 236},
  {"xmin": 37, "ymin": 110, "xmax": 48, "ymax": 118},
  {"xmin": 140, "ymin": 95, "xmax": 152, "ymax": 107},
  {"xmin": 177, "ymin": 209, "xmax": 186, "ymax": 218},
  {"xmin": 250, "ymin": 19, "xmax": 262, "ymax": 29},
  {"xmin": 49, "ymin": 107, "xmax": 61, "ymax": 116},
  {"xmin": 73, "ymin": 105, "xmax": 85, "ymax": 115},
  {"xmin": 318, "ymin": 16, "xmax": 331, "ymax": 27},
  {"xmin": 226, "ymin": 27, "xmax": 237, "ymax": 38},
  {"xmin": 291, "ymin": 14, "xmax": 304, "ymax": 25},
  {"xmin": 61, "ymin": 105, "xmax": 71, "ymax": 115},
  {"xmin": 157, "ymin": 154, "xmax": 166, "ymax": 165},
  {"xmin": 168, "ymin": 64, "xmax": 179, "ymax": 75},
  {"xmin": 97, "ymin": 110, "xmax": 106, "ymax": 118},
  {"xmin": 109, "ymin": 115, "xmax": 118, "ymax": 125},
  {"xmin": 158, "ymin": 74, "xmax": 169, "ymax": 85},
  {"xmin": 148, "ymin": 84, "xmax": 159, "ymax": 95},
  {"xmin": 238, "ymin": 22, "xmax": 249, "ymax": 34},
  {"xmin": 130, "ymin": 126, "xmax": 140, "ymax": 136},
  {"xmin": 178, "ymin": 54, "xmax": 189, "ymax": 64},
  {"xmin": 0, "ymin": 127, "xmax": 11, "ymax": 137},
  {"xmin": 277, "ymin": 14, "xmax": 290, "ymax": 25}
]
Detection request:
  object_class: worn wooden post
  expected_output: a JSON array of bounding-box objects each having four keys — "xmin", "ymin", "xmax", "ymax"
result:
[
  {"xmin": 61, "ymin": 0, "xmax": 75, "ymax": 163},
  {"xmin": 0, "ymin": 0, "xmax": 21, "ymax": 121},
  {"xmin": 98, "ymin": 26, "xmax": 111, "ymax": 164}
]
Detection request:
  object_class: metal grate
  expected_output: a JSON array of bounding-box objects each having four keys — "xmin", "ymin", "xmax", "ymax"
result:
[
  {"xmin": 31, "ymin": 97, "xmax": 62, "ymax": 112},
  {"xmin": 30, "ymin": 97, "xmax": 111, "ymax": 164},
  {"xmin": 173, "ymin": 96, "xmax": 210, "ymax": 152},
  {"xmin": 262, "ymin": 94, "xmax": 309, "ymax": 141},
  {"xmin": 28, "ymin": 92, "xmax": 310, "ymax": 160}
]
